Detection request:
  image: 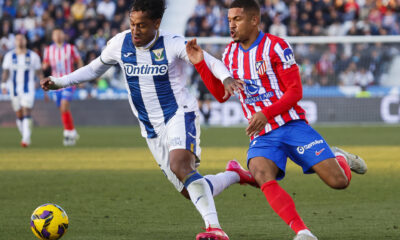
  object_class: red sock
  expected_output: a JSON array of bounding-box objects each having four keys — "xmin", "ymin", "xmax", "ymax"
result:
[
  {"xmin": 261, "ymin": 180, "xmax": 308, "ymax": 234},
  {"xmin": 336, "ymin": 155, "xmax": 352, "ymax": 183},
  {"xmin": 61, "ymin": 111, "xmax": 75, "ymax": 130}
]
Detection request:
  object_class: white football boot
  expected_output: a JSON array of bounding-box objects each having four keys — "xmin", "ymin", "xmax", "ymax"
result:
[
  {"xmin": 293, "ymin": 230, "xmax": 318, "ymax": 240},
  {"xmin": 331, "ymin": 146, "xmax": 367, "ymax": 174}
]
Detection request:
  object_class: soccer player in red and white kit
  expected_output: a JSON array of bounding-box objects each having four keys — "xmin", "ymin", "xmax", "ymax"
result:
[
  {"xmin": 43, "ymin": 28, "xmax": 84, "ymax": 146},
  {"xmin": 186, "ymin": 0, "xmax": 367, "ymax": 239}
]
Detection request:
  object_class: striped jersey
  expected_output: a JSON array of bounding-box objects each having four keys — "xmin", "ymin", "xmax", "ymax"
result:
[
  {"xmin": 100, "ymin": 30, "xmax": 230, "ymax": 138},
  {"xmin": 2, "ymin": 49, "xmax": 41, "ymax": 96},
  {"xmin": 222, "ymin": 32, "xmax": 306, "ymax": 139},
  {"xmin": 43, "ymin": 43, "xmax": 81, "ymax": 77}
]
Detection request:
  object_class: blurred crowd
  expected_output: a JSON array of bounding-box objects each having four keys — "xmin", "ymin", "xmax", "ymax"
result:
[
  {"xmin": 0, "ymin": 0, "xmax": 131, "ymax": 89},
  {"xmin": 186, "ymin": 0, "xmax": 400, "ymax": 87},
  {"xmin": 0, "ymin": 0, "xmax": 399, "ymax": 90}
]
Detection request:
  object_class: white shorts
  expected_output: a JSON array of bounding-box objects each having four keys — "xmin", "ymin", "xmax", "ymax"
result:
[
  {"xmin": 10, "ymin": 93, "xmax": 35, "ymax": 111},
  {"xmin": 146, "ymin": 109, "xmax": 201, "ymax": 192}
]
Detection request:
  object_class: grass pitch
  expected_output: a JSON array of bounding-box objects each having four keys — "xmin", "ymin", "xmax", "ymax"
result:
[{"xmin": 0, "ymin": 126, "xmax": 399, "ymax": 239}]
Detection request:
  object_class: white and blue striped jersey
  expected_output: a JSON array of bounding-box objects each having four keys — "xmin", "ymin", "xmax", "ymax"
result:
[
  {"xmin": 100, "ymin": 30, "xmax": 231, "ymax": 138},
  {"xmin": 2, "ymin": 50, "xmax": 41, "ymax": 96}
]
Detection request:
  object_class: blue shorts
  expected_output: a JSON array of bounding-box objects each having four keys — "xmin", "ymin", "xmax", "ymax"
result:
[
  {"xmin": 51, "ymin": 87, "xmax": 74, "ymax": 107},
  {"xmin": 247, "ymin": 120, "xmax": 335, "ymax": 180}
]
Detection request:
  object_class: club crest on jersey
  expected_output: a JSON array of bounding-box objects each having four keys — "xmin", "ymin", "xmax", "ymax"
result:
[
  {"xmin": 255, "ymin": 60, "xmax": 267, "ymax": 75},
  {"xmin": 152, "ymin": 48, "xmax": 165, "ymax": 61}
]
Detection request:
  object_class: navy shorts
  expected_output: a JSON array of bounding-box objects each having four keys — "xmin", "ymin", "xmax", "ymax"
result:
[
  {"xmin": 247, "ymin": 120, "xmax": 335, "ymax": 180},
  {"xmin": 51, "ymin": 87, "xmax": 74, "ymax": 107}
]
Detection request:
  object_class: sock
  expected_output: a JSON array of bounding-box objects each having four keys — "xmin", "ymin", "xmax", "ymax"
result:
[
  {"xmin": 204, "ymin": 171, "xmax": 240, "ymax": 197},
  {"xmin": 184, "ymin": 171, "xmax": 221, "ymax": 229},
  {"xmin": 261, "ymin": 180, "xmax": 308, "ymax": 234},
  {"xmin": 61, "ymin": 111, "xmax": 75, "ymax": 131},
  {"xmin": 22, "ymin": 116, "xmax": 32, "ymax": 144},
  {"xmin": 16, "ymin": 118, "xmax": 23, "ymax": 136},
  {"xmin": 336, "ymin": 155, "xmax": 352, "ymax": 183}
]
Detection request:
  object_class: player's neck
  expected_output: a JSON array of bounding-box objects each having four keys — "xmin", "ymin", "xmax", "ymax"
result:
[
  {"xmin": 240, "ymin": 29, "xmax": 260, "ymax": 50},
  {"xmin": 15, "ymin": 48, "xmax": 27, "ymax": 55},
  {"xmin": 55, "ymin": 42, "xmax": 64, "ymax": 48}
]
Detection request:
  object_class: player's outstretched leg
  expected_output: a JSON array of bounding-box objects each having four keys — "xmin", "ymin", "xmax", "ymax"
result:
[
  {"xmin": 331, "ymin": 146, "xmax": 367, "ymax": 174},
  {"xmin": 225, "ymin": 159, "xmax": 258, "ymax": 187}
]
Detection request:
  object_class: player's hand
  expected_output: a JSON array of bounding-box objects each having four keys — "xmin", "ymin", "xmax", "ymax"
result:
[
  {"xmin": 40, "ymin": 77, "xmax": 59, "ymax": 91},
  {"xmin": 246, "ymin": 112, "xmax": 268, "ymax": 137},
  {"xmin": 223, "ymin": 77, "xmax": 244, "ymax": 99},
  {"xmin": 186, "ymin": 38, "xmax": 204, "ymax": 65},
  {"xmin": 1, "ymin": 87, "xmax": 7, "ymax": 95}
]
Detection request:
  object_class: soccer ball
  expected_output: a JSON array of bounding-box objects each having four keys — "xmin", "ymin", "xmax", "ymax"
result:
[{"xmin": 30, "ymin": 203, "xmax": 69, "ymax": 240}]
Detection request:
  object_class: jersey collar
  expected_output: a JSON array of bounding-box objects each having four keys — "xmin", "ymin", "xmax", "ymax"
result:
[
  {"xmin": 239, "ymin": 31, "xmax": 264, "ymax": 52},
  {"xmin": 136, "ymin": 30, "xmax": 160, "ymax": 51}
]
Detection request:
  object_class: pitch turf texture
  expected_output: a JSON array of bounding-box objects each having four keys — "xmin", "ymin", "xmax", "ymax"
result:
[{"xmin": 0, "ymin": 126, "xmax": 399, "ymax": 240}]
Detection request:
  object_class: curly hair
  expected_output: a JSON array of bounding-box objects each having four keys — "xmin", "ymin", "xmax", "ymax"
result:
[{"xmin": 129, "ymin": 0, "xmax": 166, "ymax": 20}]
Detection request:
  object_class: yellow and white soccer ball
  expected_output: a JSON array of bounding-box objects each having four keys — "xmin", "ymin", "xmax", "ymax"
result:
[{"xmin": 30, "ymin": 203, "xmax": 69, "ymax": 240}]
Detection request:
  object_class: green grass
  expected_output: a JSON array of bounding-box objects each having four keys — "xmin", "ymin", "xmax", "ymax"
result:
[{"xmin": 0, "ymin": 126, "xmax": 400, "ymax": 239}]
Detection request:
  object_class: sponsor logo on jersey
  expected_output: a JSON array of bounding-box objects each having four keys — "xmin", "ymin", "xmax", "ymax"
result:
[
  {"xmin": 296, "ymin": 139, "xmax": 324, "ymax": 155},
  {"xmin": 152, "ymin": 48, "xmax": 165, "ymax": 61},
  {"xmin": 244, "ymin": 91, "xmax": 274, "ymax": 104},
  {"xmin": 255, "ymin": 60, "xmax": 268, "ymax": 75},
  {"xmin": 244, "ymin": 79, "xmax": 260, "ymax": 97},
  {"xmin": 283, "ymin": 48, "xmax": 296, "ymax": 66},
  {"xmin": 123, "ymin": 63, "xmax": 168, "ymax": 76},
  {"xmin": 123, "ymin": 52, "xmax": 134, "ymax": 57}
]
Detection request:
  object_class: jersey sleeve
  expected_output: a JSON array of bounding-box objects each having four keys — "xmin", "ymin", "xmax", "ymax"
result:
[
  {"xmin": 2, "ymin": 52, "xmax": 11, "ymax": 70},
  {"xmin": 43, "ymin": 47, "xmax": 50, "ymax": 65},
  {"xmin": 100, "ymin": 34, "xmax": 122, "ymax": 65},
  {"xmin": 71, "ymin": 45, "xmax": 82, "ymax": 62},
  {"xmin": 31, "ymin": 52, "xmax": 42, "ymax": 70},
  {"xmin": 271, "ymin": 37, "xmax": 299, "ymax": 73}
]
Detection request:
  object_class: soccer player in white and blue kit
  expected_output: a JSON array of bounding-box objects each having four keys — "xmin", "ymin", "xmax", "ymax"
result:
[
  {"xmin": 1, "ymin": 33, "xmax": 42, "ymax": 147},
  {"xmin": 40, "ymin": 1, "xmax": 256, "ymax": 239}
]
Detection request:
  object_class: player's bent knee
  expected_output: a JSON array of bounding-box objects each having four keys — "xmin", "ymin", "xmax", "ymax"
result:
[{"xmin": 329, "ymin": 175, "xmax": 349, "ymax": 189}]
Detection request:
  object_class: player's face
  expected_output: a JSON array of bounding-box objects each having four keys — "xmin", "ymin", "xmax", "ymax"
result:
[
  {"xmin": 52, "ymin": 30, "xmax": 65, "ymax": 44},
  {"xmin": 129, "ymin": 11, "xmax": 161, "ymax": 47},
  {"xmin": 228, "ymin": 8, "xmax": 258, "ymax": 43},
  {"xmin": 15, "ymin": 34, "xmax": 27, "ymax": 49}
]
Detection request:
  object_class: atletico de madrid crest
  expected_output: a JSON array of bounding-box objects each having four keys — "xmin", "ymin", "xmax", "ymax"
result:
[{"xmin": 255, "ymin": 60, "xmax": 267, "ymax": 75}]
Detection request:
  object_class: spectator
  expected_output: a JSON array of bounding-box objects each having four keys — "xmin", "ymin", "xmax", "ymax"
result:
[
  {"xmin": 97, "ymin": 0, "xmax": 116, "ymax": 21},
  {"xmin": 269, "ymin": 14, "xmax": 287, "ymax": 37},
  {"xmin": 71, "ymin": 0, "xmax": 87, "ymax": 21}
]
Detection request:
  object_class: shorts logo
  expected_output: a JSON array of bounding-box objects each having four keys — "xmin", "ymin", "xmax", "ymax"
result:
[
  {"xmin": 170, "ymin": 137, "xmax": 182, "ymax": 147},
  {"xmin": 152, "ymin": 48, "xmax": 165, "ymax": 61},
  {"xmin": 315, "ymin": 148, "xmax": 325, "ymax": 156},
  {"xmin": 297, "ymin": 139, "xmax": 324, "ymax": 155}
]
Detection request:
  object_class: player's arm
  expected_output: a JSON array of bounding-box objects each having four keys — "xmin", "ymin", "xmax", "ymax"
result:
[
  {"xmin": 1, "ymin": 69, "xmax": 9, "ymax": 94},
  {"xmin": 186, "ymin": 39, "xmax": 244, "ymax": 102},
  {"xmin": 40, "ymin": 57, "xmax": 112, "ymax": 91}
]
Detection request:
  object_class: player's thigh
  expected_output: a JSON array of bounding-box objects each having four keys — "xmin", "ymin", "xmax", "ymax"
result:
[
  {"xmin": 10, "ymin": 96, "xmax": 21, "ymax": 112},
  {"xmin": 284, "ymin": 121, "xmax": 335, "ymax": 174},
  {"xmin": 247, "ymin": 134, "xmax": 288, "ymax": 181},
  {"xmin": 248, "ymin": 156, "xmax": 281, "ymax": 185},
  {"xmin": 166, "ymin": 110, "xmax": 201, "ymax": 165},
  {"xmin": 20, "ymin": 94, "xmax": 34, "ymax": 114},
  {"xmin": 312, "ymin": 157, "xmax": 348, "ymax": 188},
  {"xmin": 146, "ymin": 136, "xmax": 185, "ymax": 192}
]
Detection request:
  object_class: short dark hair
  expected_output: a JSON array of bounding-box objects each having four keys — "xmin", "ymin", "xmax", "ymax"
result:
[
  {"xmin": 129, "ymin": 0, "xmax": 166, "ymax": 20},
  {"xmin": 229, "ymin": 0, "xmax": 260, "ymax": 16}
]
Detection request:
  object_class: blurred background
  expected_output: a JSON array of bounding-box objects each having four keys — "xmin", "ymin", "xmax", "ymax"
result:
[{"xmin": 0, "ymin": 0, "xmax": 400, "ymax": 127}]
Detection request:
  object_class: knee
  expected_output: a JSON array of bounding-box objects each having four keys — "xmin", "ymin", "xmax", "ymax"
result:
[
  {"xmin": 328, "ymin": 174, "xmax": 349, "ymax": 190},
  {"xmin": 251, "ymin": 168, "xmax": 276, "ymax": 186}
]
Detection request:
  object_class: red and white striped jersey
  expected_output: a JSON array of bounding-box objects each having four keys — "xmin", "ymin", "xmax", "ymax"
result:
[
  {"xmin": 222, "ymin": 32, "xmax": 307, "ymax": 139},
  {"xmin": 43, "ymin": 43, "xmax": 81, "ymax": 77}
]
